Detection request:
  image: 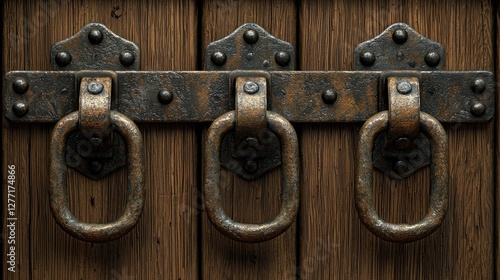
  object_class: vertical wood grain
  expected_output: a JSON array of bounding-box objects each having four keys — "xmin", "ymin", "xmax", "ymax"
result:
[
  {"xmin": 496, "ymin": 2, "xmax": 500, "ymax": 279},
  {"xmin": 299, "ymin": 0, "xmax": 494, "ymax": 279},
  {"xmin": 2, "ymin": 3, "xmax": 30, "ymax": 279},
  {"xmin": 3, "ymin": 0, "xmax": 198, "ymax": 279},
  {"xmin": 200, "ymin": 1, "xmax": 298, "ymax": 279}
]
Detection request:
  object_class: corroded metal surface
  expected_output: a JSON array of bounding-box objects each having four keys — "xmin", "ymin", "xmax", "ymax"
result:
[
  {"xmin": 387, "ymin": 77, "xmax": 420, "ymax": 141},
  {"xmin": 220, "ymin": 76, "xmax": 282, "ymax": 180},
  {"xmin": 50, "ymin": 111, "xmax": 144, "ymax": 242},
  {"xmin": 51, "ymin": 23, "xmax": 140, "ymax": 71},
  {"xmin": 205, "ymin": 23, "xmax": 295, "ymax": 71},
  {"xmin": 355, "ymin": 23, "xmax": 445, "ymax": 71},
  {"xmin": 375, "ymin": 76, "xmax": 430, "ymax": 179},
  {"xmin": 4, "ymin": 71, "xmax": 493, "ymax": 123},
  {"xmin": 68, "ymin": 76, "xmax": 126, "ymax": 179},
  {"xmin": 356, "ymin": 111, "xmax": 448, "ymax": 242},
  {"xmin": 204, "ymin": 110, "xmax": 299, "ymax": 242}
]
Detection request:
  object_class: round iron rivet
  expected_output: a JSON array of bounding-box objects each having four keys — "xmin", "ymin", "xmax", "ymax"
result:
[
  {"xmin": 88, "ymin": 160, "xmax": 103, "ymax": 174},
  {"xmin": 211, "ymin": 51, "xmax": 227, "ymax": 66},
  {"xmin": 87, "ymin": 82, "xmax": 104, "ymax": 94},
  {"xmin": 470, "ymin": 101, "xmax": 486, "ymax": 117},
  {"xmin": 392, "ymin": 29, "xmax": 408, "ymax": 44},
  {"xmin": 88, "ymin": 29, "xmax": 103, "ymax": 44},
  {"xmin": 395, "ymin": 137, "xmax": 412, "ymax": 150},
  {"xmin": 397, "ymin": 81, "xmax": 412, "ymax": 94},
  {"xmin": 275, "ymin": 51, "xmax": 291, "ymax": 66},
  {"xmin": 13, "ymin": 102, "xmax": 28, "ymax": 117},
  {"xmin": 243, "ymin": 81, "xmax": 259, "ymax": 94},
  {"xmin": 393, "ymin": 160, "xmax": 409, "ymax": 175},
  {"xmin": 158, "ymin": 90, "xmax": 174, "ymax": 104},
  {"xmin": 243, "ymin": 29, "xmax": 259, "ymax": 44},
  {"xmin": 13, "ymin": 78, "xmax": 29, "ymax": 94},
  {"xmin": 120, "ymin": 51, "xmax": 135, "ymax": 66},
  {"xmin": 425, "ymin": 51, "xmax": 440, "ymax": 67},
  {"xmin": 322, "ymin": 89, "xmax": 337, "ymax": 104},
  {"xmin": 360, "ymin": 52, "xmax": 376, "ymax": 66},
  {"xmin": 55, "ymin": 51, "xmax": 72, "ymax": 67},
  {"xmin": 243, "ymin": 160, "xmax": 258, "ymax": 174},
  {"xmin": 471, "ymin": 78, "xmax": 486, "ymax": 94}
]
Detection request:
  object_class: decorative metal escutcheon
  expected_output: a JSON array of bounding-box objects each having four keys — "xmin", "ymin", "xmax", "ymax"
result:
[{"xmin": 3, "ymin": 22, "xmax": 494, "ymax": 243}]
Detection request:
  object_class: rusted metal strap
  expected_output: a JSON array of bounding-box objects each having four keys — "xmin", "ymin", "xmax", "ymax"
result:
[{"xmin": 5, "ymin": 71, "xmax": 493, "ymax": 123}]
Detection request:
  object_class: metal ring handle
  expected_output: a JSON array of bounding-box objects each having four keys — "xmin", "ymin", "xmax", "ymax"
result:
[
  {"xmin": 50, "ymin": 111, "xmax": 145, "ymax": 242},
  {"xmin": 204, "ymin": 110, "xmax": 299, "ymax": 242},
  {"xmin": 356, "ymin": 111, "xmax": 448, "ymax": 242}
]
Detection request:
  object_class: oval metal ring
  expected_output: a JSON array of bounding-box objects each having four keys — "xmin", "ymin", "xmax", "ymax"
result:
[
  {"xmin": 356, "ymin": 111, "xmax": 448, "ymax": 242},
  {"xmin": 204, "ymin": 110, "xmax": 299, "ymax": 242},
  {"xmin": 50, "ymin": 111, "xmax": 145, "ymax": 242}
]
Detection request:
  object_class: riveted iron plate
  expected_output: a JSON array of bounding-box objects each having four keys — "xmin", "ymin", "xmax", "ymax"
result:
[
  {"xmin": 355, "ymin": 23, "xmax": 445, "ymax": 71},
  {"xmin": 206, "ymin": 22, "xmax": 295, "ymax": 179},
  {"xmin": 205, "ymin": 23, "xmax": 295, "ymax": 71},
  {"xmin": 356, "ymin": 23, "xmax": 447, "ymax": 178},
  {"xmin": 51, "ymin": 23, "xmax": 140, "ymax": 71},
  {"xmin": 4, "ymin": 71, "xmax": 494, "ymax": 123}
]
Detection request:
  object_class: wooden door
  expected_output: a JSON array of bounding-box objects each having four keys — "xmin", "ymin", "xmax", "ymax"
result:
[{"xmin": 2, "ymin": 0, "xmax": 496, "ymax": 279}]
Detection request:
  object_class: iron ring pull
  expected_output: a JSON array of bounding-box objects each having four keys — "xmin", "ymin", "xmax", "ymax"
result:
[
  {"xmin": 204, "ymin": 110, "xmax": 299, "ymax": 243},
  {"xmin": 355, "ymin": 111, "xmax": 448, "ymax": 242},
  {"xmin": 50, "ymin": 111, "xmax": 145, "ymax": 242}
]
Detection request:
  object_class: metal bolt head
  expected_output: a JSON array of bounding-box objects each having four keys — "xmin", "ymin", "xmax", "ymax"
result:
[
  {"xmin": 12, "ymin": 102, "xmax": 28, "ymax": 117},
  {"xmin": 275, "ymin": 51, "xmax": 291, "ymax": 66},
  {"xmin": 88, "ymin": 160, "xmax": 103, "ymax": 174},
  {"xmin": 360, "ymin": 52, "xmax": 376, "ymax": 66},
  {"xmin": 425, "ymin": 52, "xmax": 440, "ymax": 67},
  {"xmin": 395, "ymin": 137, "xmax": 412, "ymax": 150},
  {"xmin": 392, "ymin": 29, "xmax": 408, "ymax": 44},
  {"xmin": 471, "ymin": 78, "xmax": 486, "ymax": 94},
  {"xmin": 322, "ymin": 89, "xmax": 337, "ymax": 104},
  {"xmin": 243, "ymin": 160, "xmax": 258, "ymax": 174},
  {"xmin": 13, "ymin": 78, "xmax": 29, "ymax": 94},
  {"xmin": 55, "ymin": 51, "xmax": 72, "ymax": 67},
  {"xmin": 243, "ymin": 29, "xmax": 259, "ymax": 44},
  {"xmin": 470, "ymin": 101, "xmax": 486, "ymax": 117},
  {"xmin": 243, "ymin": 81, "xmax": 259, "ymax": 94},
  {"xmin": 393, "ymin": 160, "xmax": 409, "ymax": 175},
  {"xmin": 120, "ymin": 51, "xmax": 135, "ymax": 66},
  {"xmin": 397, "ymin": 82, "xmax": 412, "ymax": 94},
  {"xmin": 88, "ymin": 29, "xmax": 103, "ymax": 44},
  {"xmin": 87, "ymin": 82, "xmax": 104, "ymax": 94},
  {"xmin": 89, "ymin": 137, "xmax": 103, "ymax": 147},
  {"xmin": 211, "ymin": 51, "xmax": 227, "ymax": 66},
  {"xmin": 158, "ymin": 90, "xmax": 174, "ymax": 104}
]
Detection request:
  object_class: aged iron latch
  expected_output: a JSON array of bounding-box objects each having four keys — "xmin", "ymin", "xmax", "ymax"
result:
[{"xmin": 3, "ymin": 23, "xmax": 494, "ymax": 243}]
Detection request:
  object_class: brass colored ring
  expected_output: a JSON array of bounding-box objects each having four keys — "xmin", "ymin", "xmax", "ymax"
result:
[
  {"xmin": 356, "ymin": 111, "xmax": 448, "ymax": 242},
  {"xmin": 50, "ymin": 111, "xmax": 145, "ymax": 242},
  {"xmin": 204, "ymin": 110, "xmax": 299, "ymax": 242}
]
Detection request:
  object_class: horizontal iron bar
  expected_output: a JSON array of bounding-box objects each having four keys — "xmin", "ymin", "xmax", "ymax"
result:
[{"xmin": 4, "ymin": 71, "xmax": 493, "ymax": 123}]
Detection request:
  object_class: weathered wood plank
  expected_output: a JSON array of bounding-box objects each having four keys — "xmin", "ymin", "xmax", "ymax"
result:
[
  {"xmin": 299, "ymin": 0, "xmax": 494, "ymax": 279},
  {"xmin": 3, "ymin": 0, "xmax": 199, "ymax": 279},
  {"xmin": 200, "ymin": 0, "xmax": 298, "ymax": 279}
]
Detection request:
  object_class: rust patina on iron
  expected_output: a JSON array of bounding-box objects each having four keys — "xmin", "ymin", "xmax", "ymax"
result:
[
  {"xmin": 204, "ymin": 110, "xmax": 299, "ymax": 242},
  {"xmin": 4, "ymin": 71, "xmax": 493, "ymax": 123},
  {"xmin": 356, "ymin": 111, "xmax": 448, "ymax": 242},
  {"xmin": 50, "ymin": 111, "xmax": 145, "ymax": 242}
]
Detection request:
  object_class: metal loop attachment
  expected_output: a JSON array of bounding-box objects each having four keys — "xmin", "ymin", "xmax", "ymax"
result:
[
  {"xmin": 356, "ymin": 111, "xmax": 448, "ymax": 242},
  {"xmin": 204, "ymin": 110, "xmax": 299, "ymax": 242},
  {"xmin": 50, "ymin": 111, "xmax": 145, "ymax": 242}
]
